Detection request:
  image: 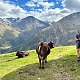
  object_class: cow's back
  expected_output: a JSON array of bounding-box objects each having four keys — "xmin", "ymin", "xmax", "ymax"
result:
[{"xmin": 36, "ymin": 42, "xmax": 50, "ymax": 56}]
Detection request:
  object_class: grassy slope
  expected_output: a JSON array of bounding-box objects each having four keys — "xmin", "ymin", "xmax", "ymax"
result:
[
  {"xmin": 0, "ymin": 45, "xmax": 80, "ymax": 80},
  {"xmin": 0, "ymin": 22, "xmax": 20, "ymax": 37}
]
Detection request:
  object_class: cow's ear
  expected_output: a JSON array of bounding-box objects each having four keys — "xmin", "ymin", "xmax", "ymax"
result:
[{"xmin": 17, "ymin": 51, "xmax": 19, "ymax": 53}]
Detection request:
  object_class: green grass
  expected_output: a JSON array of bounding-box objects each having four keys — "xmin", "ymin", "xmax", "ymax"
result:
[{"xmin": 0, "ymin": 45, "xmax": 80, "ymax": 80}]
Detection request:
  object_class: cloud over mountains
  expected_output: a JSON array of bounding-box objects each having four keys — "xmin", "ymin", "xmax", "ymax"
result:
[{"xmin": 0, "ymin": 0, "xmax": 80, "ymax": 22}]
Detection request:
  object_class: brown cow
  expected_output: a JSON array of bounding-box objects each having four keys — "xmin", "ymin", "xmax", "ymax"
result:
[
  {"xmin": 36, "ymin": 42, "xmax": 51, "ymax": 69},
  {"xmin": 16, "ymin": 51, "xmax": 29, "ymax": 58}
]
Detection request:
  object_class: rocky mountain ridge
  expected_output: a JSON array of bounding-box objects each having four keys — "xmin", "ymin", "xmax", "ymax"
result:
[{"xmin": 0, "ymin": 16, "xmax": 49, "ymax": 53}]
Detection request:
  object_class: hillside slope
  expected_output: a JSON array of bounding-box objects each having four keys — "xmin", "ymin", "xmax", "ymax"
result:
[
  {"xmin": 1, "ymin": 12, "xmax": 80, "ymax": 53},
  {"xmin": 0, "ymin": 16, "xmax": 49, "ymax": 53},
  {"xmin": 1, "ymin": 46, "xmax": 80, "ymax": 80},
  {"xmin": 0, "ymin": 22, "xmax": 20, "ymax": 53},
  {"xmin": 28, "ymin": 12, "xmax": 80, "ymax": 48}
]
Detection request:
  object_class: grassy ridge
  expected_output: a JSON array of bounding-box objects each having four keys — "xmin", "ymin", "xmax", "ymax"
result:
[{"xmin": 1, "ymin": 45, "xmax": 80, "ymax": 80}]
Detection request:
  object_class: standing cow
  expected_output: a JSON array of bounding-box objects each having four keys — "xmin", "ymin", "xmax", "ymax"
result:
[{"xmin": 36, "ymin": 42, "xmax": 53, "ymax": 69}]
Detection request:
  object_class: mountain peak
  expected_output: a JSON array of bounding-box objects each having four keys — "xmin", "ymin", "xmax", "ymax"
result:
[
  {"xmin": 27, "ymin": 16, "xmax": 35, "ymax": 18},
  {"xmin": 21, "ymin": 16, "xmax": 36, "ymax": 22}
]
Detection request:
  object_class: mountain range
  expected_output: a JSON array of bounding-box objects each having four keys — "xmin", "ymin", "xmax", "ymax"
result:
[
  {"xmin": 0, "ymin": 16, "xmax": 49, "ymax": 53},
  {"xmin": 0, "ymin": 12, "xmax": 80, "ymax": 53},
  {"xmin": 53, "ymin": 12, "xmax": 80, "ymax": 45},
  {"xmin": 27, "ymin": 12, "xmax": 80, "ymax": 49}
]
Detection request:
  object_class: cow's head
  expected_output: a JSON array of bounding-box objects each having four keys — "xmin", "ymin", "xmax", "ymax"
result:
[{"xmin": 48, "ymin": 41, "xmax": 54, "ymax": 49}]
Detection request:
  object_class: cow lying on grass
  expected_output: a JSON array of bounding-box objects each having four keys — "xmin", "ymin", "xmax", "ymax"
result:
[
  {"xmin": 36, "ymin": 42, "xmax": 54, "ymax": 69},
  {"xmin": 16, "ymin": 51, "xmax": 29, "ymax": 58}
]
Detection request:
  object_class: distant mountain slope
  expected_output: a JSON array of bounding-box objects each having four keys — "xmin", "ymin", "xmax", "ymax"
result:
[
  {"xmin": 13, "ymin": 16, "xmax": 49, "ymax": 30},
  {"xmin": 14, "ymin": 16, "xmax": 49, "ymax": 40},
  {"xmin": 1, "ymin": 16, "xmax": 49, "ymax": 37},
  {"xmin": 0, "ymin": 22, "xmax": 20, "ymax": 53},
  {"xmin": 0, "ymin": 16, "xmax": 49, "ymax": 53},
  {"xmin": 26, "ymin": 12, "xmax": 80, "ymax": 49},
  {"xmin": 1, "ymin": 11, "xmax": 80, "ymax": 53},
  {"xmin": 48, "ymin": 12, "xmax": 80, "ymax": 45},
  {"xmin": 1, "ymin": 16, "xmax": 49, "ymax": 31},
  {"xmin": 0, "ymin": 22, "xmax": 20, "ymax": 37}
]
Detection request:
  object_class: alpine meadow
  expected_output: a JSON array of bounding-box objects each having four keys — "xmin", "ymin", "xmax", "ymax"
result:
[
  {"xmin": 1, "ymin": 46, "xmax": 80, "ymax": 80},
  {"xmin": 1, "ymin": 0, "xmax": 80, "ymax": 80}
]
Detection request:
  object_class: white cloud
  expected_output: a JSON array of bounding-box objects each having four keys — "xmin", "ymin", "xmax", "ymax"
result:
[
  {"xmin": 36, "ymin": 9, "xmax": 43, "ymax": 12},
  {"xmin": 0, "ymin": 1, "xmax": 28, "ymax": 18},
  {"xmin": 26, "ymin": 1, "xmax": 36, "ymax": 7},
  {"xmin": 32, "ymin": 0, "xmax": 48, "ymax": 2},
  {"xmin": 0, "ymin": 0, "xmax": 80, "ymax": 22},
  {"xmin": 26, "ymin": 0, "xmax": 54, "ymax": 9},
  {"xmin": 56, "ymin": 1, "xmax": 59, "ymax": 4},
  {"xmin": 38, "ymin": 2, "xmax": 54, "ymax": 9},
  {"xmin": 28, "ymin": 8, "xmax": 72, "ymax": 22},
  {"xmin": 38, "ymin": 8, "xmax": 71, "ymax": 22},
  {"xmin": 62, "ymin": 0, "xmax": 80, "ymax": 11}
]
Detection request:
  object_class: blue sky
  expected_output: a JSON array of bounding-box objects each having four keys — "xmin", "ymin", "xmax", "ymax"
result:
[
  {"xmin": 8, "ymin": 0, "xmax": 63, "ymax": 10},
  {"xmin": 0, "ymin": 0, "xmax": 80, "ymax": 22}
]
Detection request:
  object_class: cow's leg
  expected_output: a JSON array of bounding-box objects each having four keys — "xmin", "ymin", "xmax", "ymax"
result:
[
  {"xmin": 42, "ymin": 59, "xmax": 44, "ymax": 69},
  {"xmin": 45, "ymin": 57, "xmax": 47, "ymax": 63},
  {"xmin": 39, "ymin": 58, "xmax": 41, "ymax": 69}
]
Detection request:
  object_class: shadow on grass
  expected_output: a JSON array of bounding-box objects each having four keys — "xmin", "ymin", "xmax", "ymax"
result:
[
  {"xmin": 5, "ymin": 57, "xmax": 19, "ymax": 62},
  {"xmin": 1, "ymin": 55, "xmax": 80, "ymax": 80}
]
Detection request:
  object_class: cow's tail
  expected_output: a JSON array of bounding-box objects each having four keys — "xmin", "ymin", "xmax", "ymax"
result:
[
  {"xmin": 40, "ymin": 42, "xmax": 43, "ymax": 52},
  {"xmin": 38, "ymin": 42, "xmax": 44, "ymax": 60},
  {"xmin": 38, "ymin": 42, "xmax": 43, "ymax": 53}
]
